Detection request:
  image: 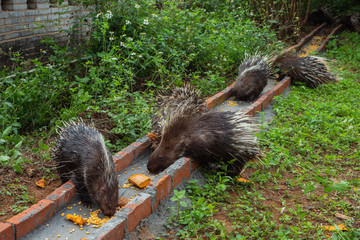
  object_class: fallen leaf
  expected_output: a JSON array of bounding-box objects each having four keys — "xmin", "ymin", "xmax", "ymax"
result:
[
  {"xmin": 335, "ymin": 213, "xmax": 350, "ymax": 220},
  {"xmin": 35, "ymin": 178, "xmax": 46, "ymax": 188}
]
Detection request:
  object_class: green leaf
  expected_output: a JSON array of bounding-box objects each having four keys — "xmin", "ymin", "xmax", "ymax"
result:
[
  {"xmin": 14, "ymin": 140, "xmax": 23, "ymax": 149},
  {"xmin": 2, "ymin": 126, "xmax": 12, "ymax": 137},
  {"xmin": 0, "ymin": 155, "xmax": 10, "ymax": 164}
]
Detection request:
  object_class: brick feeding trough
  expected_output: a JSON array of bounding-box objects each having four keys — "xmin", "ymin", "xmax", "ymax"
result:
[{"xmin": 0, "ymin": 21, "xmax": 343, "ymax": 240}]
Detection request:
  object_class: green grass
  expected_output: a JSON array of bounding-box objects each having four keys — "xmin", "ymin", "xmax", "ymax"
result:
[{"xmin": 164, "ymin": 32, "xmax": 360, "ymax": 239}]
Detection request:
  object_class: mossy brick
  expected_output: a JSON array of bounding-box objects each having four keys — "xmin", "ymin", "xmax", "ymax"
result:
[
  {"xmin": 173, "ymin": 158, "xmax": 191, "ymax": 188},
  {"xmin": 45, "ymin": 182, "xmax": 76, "ymax": 210},
  {"xmin": 153, "ymin": 175, "xmax": 172, "ymax": 211},
  {"xmin": 5, "ymin": 18, "xmax": 21, "ymax": 25},
  {"xmin": 11, "ymin": 4, "xmax": 28, "ymax": 10},
  {"xmin": 0, "ymin": 222, "xmax": 14, "ymax": 240},
  {"xmin": 205, "ymin": 96, "xmax": 217, "ymax": 110},
  {"xmin": 8, "ymin": 11, "xmax": 25, "ymax": 17},
  {"xmin": 6, "ymin": 199, "xmax": 55, "ymax": 239},
  {"xmin": 123, "ymin": 193, "xmax": 152, "ymax": 232}
]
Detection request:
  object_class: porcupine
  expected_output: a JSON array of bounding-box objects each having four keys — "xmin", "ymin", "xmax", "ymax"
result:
[
  {"xmin": 232, "ymin": 54, "xmax": 274, "ymax": 101},
  {"xmin": 147, "ymin": 110, "xmax": 260, "ymax": 176},
  {"xmin": 232, "ymin": 53, "xmax": 337, "ymax": 100},
  {"xmin": 272, "ymin": 54, "xmax": 338, "ymax": 88},
  {"xmin": 148, "ymin": 83, "xmax": 205, "ymax": 149},
  {"xmin": 52, "ymin": 121, "xmax": 118, "ymax": 216}
]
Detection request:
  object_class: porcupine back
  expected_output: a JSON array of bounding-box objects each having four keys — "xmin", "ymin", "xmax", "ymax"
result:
[
  {"xmin": 52, "ymin": 121, "xmax": 118, "ymax": 216},
  {"xmin": 149, "ymin": 83, "xmax": 205, "ymax": 148},
  {"xmin": 273, "ymin": 55, "xmax": 337, "ymax": 88},
  {"xmin": 232, "ymin": 54, "xmax": 274, "ymax": 101},
  {"xmin": 147, "ymin": 110, "xmax": 260, "ymax": 176}
]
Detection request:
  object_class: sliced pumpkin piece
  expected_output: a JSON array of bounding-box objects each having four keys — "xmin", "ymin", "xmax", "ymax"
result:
[
  {"xmin": 35, "ymin": 178, "xmax": 46, "ymax": 188},
  {"xmin": 66, "ymin": 214, "xmax": 87, "ymax": 226},
  {"xmin": 128, "ymin": 174, "xmax": 151, "ymax": 188}
]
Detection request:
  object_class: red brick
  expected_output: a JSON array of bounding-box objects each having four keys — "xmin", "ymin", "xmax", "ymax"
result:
[
  {"xmin": 279, "ymin": 82, "xmax": 285, "ymax": 94},
  {"xmin": 191, "ymin": 160, "xmax": 200, "ymax": 173},
  {"xmin": 0, "ymin": 222, "xmax": 14, "ymax": 240},
  {"xmin": 130, "ymin": 141, "xmax": 148, "ymax": 158},
  {"xmin": 205, "ymin": 97, "xmax": 217, "ymax": 110},
  {"xmin": 252, "ymin": 101, "xmax": 262, "ymax": 113},
  {"xmin": 283, "ymin": 76, "xmax": 291, "ymax": 87},
  {"xmin": 45, "ymin": 182, "xmax": 76, "ymax": 208},
  {"xmin": 153, "ymin": 175, "xmax": 172, "ymax": 211},
  {"xmin": 264, "ymin": 89, "xmax": 275, "ymax": 103},
  {"xmin": 125, "ymin": 196, "xmax": 152, "ymax": 232},
  {"xmin": 114, "ymin": 149, "xmax": 134, "ymax": 172},
  {"xmin": 173, "ymin": 158, "xmax": 191, "ymax": 188},
  {"xmin": 222, "ymin": 87, "xmax": 232, "ymax": 99},
  {"xmin": 257, "ymin": 95, "xmax": 268, "ymax": 111},
  {"xmin": 98, "ymin": 219, "xmax": 126, "ymax": 240},
  {"xmin": 243, "ymin": 106, "xmax": 255, "ymax": 117},
  {"xmin": 213, "ymin": 91, "xmax": 227, "ymax": 106},
  {"xmin": 6, "ymin": 199, "xmax": 55, "ymax": 239},
  {"xmin": 273, "ymin": 83, "xmax": 281, "ymax": 96}
]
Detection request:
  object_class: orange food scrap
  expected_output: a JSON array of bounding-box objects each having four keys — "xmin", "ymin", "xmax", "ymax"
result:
[
  {"xmin": 118, "ymin": 197, "xmax": 130, "ymax": 207},
  {"xmin": 66, "ymin": 214, "xmax": 87, "ymax": 226},
  {"xmin": 321, "ymin": 224, "xmax": 348, "ymax": 232},
  {"xmin": 128, "ymin": 174, "xmax": 151, "ymax": 188},
  {"xmin": 147, "ymin": 132, "xmax": 160, "ymax": 141},
  {"xmin": 237, "ymin": 178, "xmax": 250, "ymax": 183},
  {"xmin": 35, "ymin": 178, "xmax": 46, "ymax": 188}
]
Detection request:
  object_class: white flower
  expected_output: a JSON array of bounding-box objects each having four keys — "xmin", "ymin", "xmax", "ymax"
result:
[
  {"xmin": 143, "ymin": 19, "xmax": 149, "ymax": 25},
  {"xmin": 105, "ymin": 10, "xmax": 112, "ymax": 19},
  {"xmin": 125, "ymin": 20, "xmax": 131, "ymax": 25},
  {"xmin": 128, "ymin": 37, "xmax": 133, "ymax": 41},
  {"xmin": 151, "ymin": 14, "xmax": 157, "ymax": 17},
  {"xmin": 139, "ymin": 55, "xmax": 143, "ymax": 58},
  {"xmin": 120, "ymin": 42, "xmax": 125, "ymax": 47},
  {"xmin": 131, "ymin": 52, "xmax": 136, "ymax": 56},
  {"xmin": 158, "ymin": 52, "xmax": 163, "ymax": 55},
  {"xmin": 135, "ymin": 4, "xmax": 140, "ymax": 9},
  {"xmin": 112, "ymin": 57, "xmax": 118, "ymax": 60},
  {"xmin": 96, "ymin": 12, "xmax": 102, "ymax": 18},
  {"xmin": 109, "ymin": 37, "xmax": 115, "ymax": 41}
]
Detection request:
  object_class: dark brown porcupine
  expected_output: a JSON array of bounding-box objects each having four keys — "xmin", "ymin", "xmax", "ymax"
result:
[
  {"xmin": 148, "ymin": 83, "xmax": 205, "ymax": 148},
  {"xmin": 232, "ymin": 54, "xmax": 274, "ymax": 101},
  {"xmin": 273, "ymin": 54, "xmax": 338, "ymax": 88},
  {"xmin": 147, "ymin": 110, "xmax": 260, "ymax": 176},
  {"xmin": 52, "ymin": 121, "xmax": 118, "ymax": 216}
]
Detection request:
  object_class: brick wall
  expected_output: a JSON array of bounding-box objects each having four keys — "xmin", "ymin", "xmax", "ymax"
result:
[{"xmin": 0, "ymin": 0, "xmax": 90, "ymax": 67}]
